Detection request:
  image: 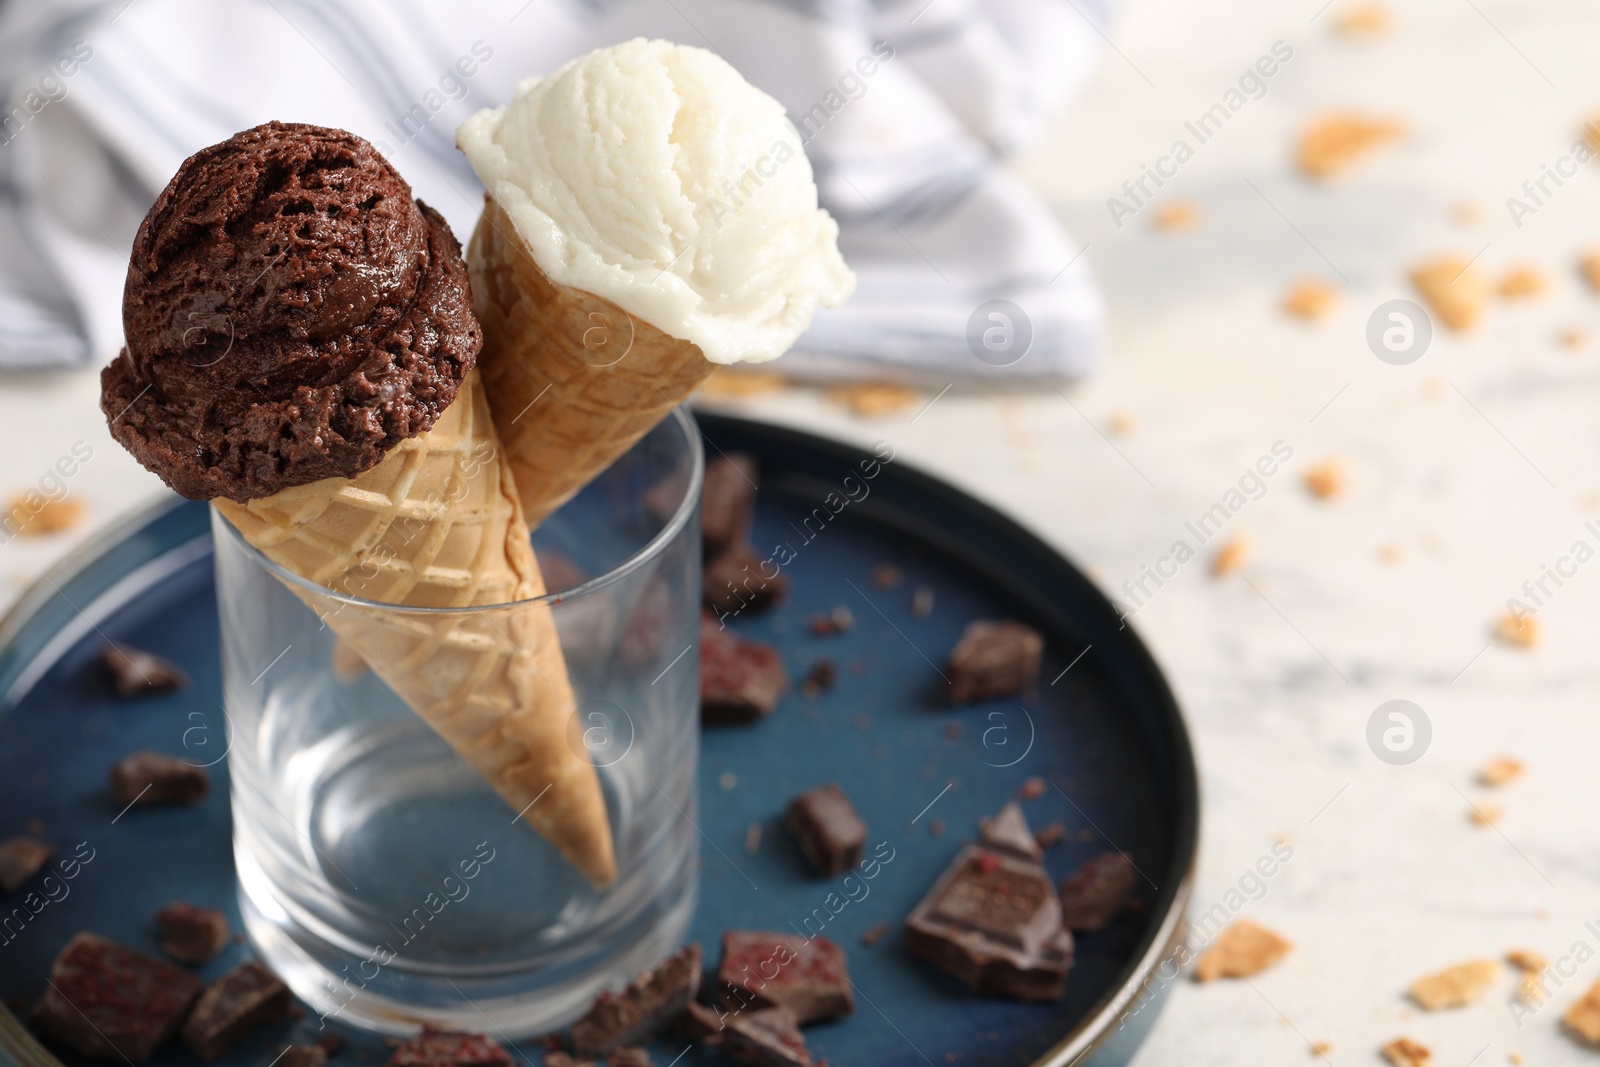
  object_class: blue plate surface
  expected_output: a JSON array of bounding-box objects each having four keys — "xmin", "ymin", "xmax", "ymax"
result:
[{"xmin": 0, "ymin": 414, "xmax": 1196, "ymax": 1067}]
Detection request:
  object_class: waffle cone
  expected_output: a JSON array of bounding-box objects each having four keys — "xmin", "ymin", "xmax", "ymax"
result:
[
  {"xmin": 468, "ymin": 196, "xmax": 717, "ymax": 527},
  {"xmin": 214, "ymin": 370, "xmax": 616, "ymax": 887}
]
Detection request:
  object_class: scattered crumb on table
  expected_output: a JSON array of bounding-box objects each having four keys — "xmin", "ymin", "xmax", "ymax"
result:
[
  {"xmin": 1412, "ymin": 254, "xmax": 1490, "ymax": 331},
  {"xmin": 1479, "ymin": 756, "xmax": 1523, "ymax": 787},
  {"xmin": 1409, "ymin": 959, "xmax": 1499, "ymax": 1010},
  {"xmin": 1496, "ymin": 611, "xmax": 1540, "ymax": 648},
  {"xmin": 1211, "ymin": 535, "xmax": 1252, "ymax": 577},
  {"xmin": 1282, "ymin": 279, "xmax": 1340, "ymax": 322},
  {"xmin": 1297, "ymin": 114, "xmax": 1405, "ymax": 178},
  {"xmin": 1194, "ymin": 920, "xmax": 1293, "ymax": 981}
]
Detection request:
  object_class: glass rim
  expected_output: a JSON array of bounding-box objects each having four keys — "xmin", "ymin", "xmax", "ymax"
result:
[{"xmin": 210, "ymin": 406, "xmax": 705, "ymax": 615}]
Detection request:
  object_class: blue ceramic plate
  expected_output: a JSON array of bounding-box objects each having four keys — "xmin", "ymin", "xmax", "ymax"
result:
[{"xmin": 0, "ymin": 413, "xmax": 1196, "ymax": 1067}]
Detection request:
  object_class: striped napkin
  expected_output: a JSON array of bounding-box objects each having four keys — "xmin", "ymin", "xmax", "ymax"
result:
[{"xmin": 0, "ymin": 0, "xmax": 1108, "ymax": 380}]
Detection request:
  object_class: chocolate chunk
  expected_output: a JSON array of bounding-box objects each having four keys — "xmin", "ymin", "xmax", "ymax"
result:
[
  {"xmin": 278, "ymin": 1046, "xmax": 329, "ymax": 1067},
  {"xmin": 798, "ymin": 658, "xmax": 836, "ymax": 698},
  {"xmin": 607, "ymin": 1048, "xmax": 653, "ymax": 1067},
  {"xmin": 904, "ymin": 841, "xmax": 1074, "ymax": 1001},
  {"xmin": 721, "ymin": 1006, "xmax": 810, "ymax": 1067},
  {"xmin": 0, "ymin": 835, "xmax": 53, "ymax": 892},
  {"xmin": 154, "ymin": 901, "xmax": 230, "ymax": 964},
  {"xmin": 109, "ymin": 750, "xmax": 209, "ymax": 807},
  {"xmin": 679, "ymin": 1001, "xmax": 726, "ymax": 1045},
  {"xmin": 716, "ymin": 931, "xmax": 852, "ymax": 1025},
  {"xmin": 704, "ymin": 544, "xmax": 786, "ymax": 616},
  {"xmin": 945, "ymin": 620, "xmax": 1042, "ymax": 704},
  {"xmin": 31, "ymin": 932, "xmax": 204, "ymax": 1062},
  {"xmin": 570, "ymin": 944, "xmax": 701, "ymax": 1056},
  {"xmin": 101, "ymin": 643, "xmax": 188, "ymax": 698},
  {"xmin": 388, "ymin": 1028, "xmax": 512, "ymax": 1067},
  {"xmin": 180, "ymin": 960, "xmax": 290, "ymax": 1060},
  {"xmin": 979, "ymin": 802, "xmax": 1042, "ymax": 861},
  {"xmin": 700, "ymin": 617, "xmax": 787, "ymax": 725},
  {"xmin": 784, "ymin": 785, "xmax": 867, "ymax": 876},
  {"xmin": 701, "ymin": 453, "xmax": 759, "ymax": 560},
  {"xmin": 1059, "ymin": 852, "xmax": 1138, "ymax": 933}
]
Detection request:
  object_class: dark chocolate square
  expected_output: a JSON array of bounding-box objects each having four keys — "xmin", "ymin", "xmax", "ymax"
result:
[
  {"xmin": 180, "ymin": 960, "xmax": 290, "ymax": 1061},
  {"xmin": 700, "ymin": 617, "xmax": 787, "ymax": 725},
  {"xmin": 704, "ymin": 544, "xmax": 786, "ymax": 616},
  {"xmin": 108, "ymin": 750, "xmax": 209, "ymax": 808},
  {"xmin": 101, "ymin": 643, "xmax": 188, "ymax": 698},
  {"xmin": 388, "ymin": 1027, "xmax": 512, "ymax": 1067},
  {"xmin": 945, "ymin": 620, "xmax": 1043, "ymax": 704},
  {"xmin": 720, "ymin": 1006, "xmax": 810, "ymax": 1067},
  {"xmin": 154, "ymin": 901, "xmax": 230, "ymax": 965},
  {"xmin": 784, "ymin": 785, "xmax": 866, "ymax": 876}
]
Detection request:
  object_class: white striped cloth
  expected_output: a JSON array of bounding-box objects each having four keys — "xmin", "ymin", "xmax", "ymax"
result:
[{"xmin": 0, "ymin": 0, "xmax": 1108, "ymax": 380}]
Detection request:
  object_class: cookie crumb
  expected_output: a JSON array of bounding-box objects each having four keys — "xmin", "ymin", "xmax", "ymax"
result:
[
  {"xmin": 1194, "ymin": 920, "xmax": 1293, "ymax": 981},
  {"xmin": 1499, "ymin": 265, "xmax": 1549, "ymax": 300},
  {"xmin": 1297, "ymin": 114, "xmax": 1405, "ymax": 178},
  {"xmin": 1282, "ymin": 279, "xmax": 1340, "ymax": 322},
  {"xmin": 1496, "ymin": 611, "xmax": 1540, "ymax": 648},
  {"xmin": 1381, "ymin": 1036, "xmax": 1431, "ymax": 1067},
  {"xmin": 1333, "ymin": 3, "xmax": 1389, "ymax": 36},
  {"xmin": 1019, "ymin": 777, "xmax": 1046, "ymax": 801},
  {"xmin": 1409, "ymin": 959, "xmax": 1499, "ymax": 1010},
  {"xmin": 1560, "ymin": 328, "xmax": 1587, "ymax": 350},
  {"xmin": 1303, "ymin": 457, "xmax": 1347, "ymax": 500},
  {"xmin": 1479, "ymin": 756, "xmax": 1523, "ymax": 787},
  {"xmin": 1508, "ymin": 949, "xmax": 1548, "ymax": 1003},
  {"xmin": 1310, "ymin": 1040, "xmax": 1333, "ymax": 1058},
  {"xmin": 825, "ymin": 383, "xmax": 919, "ymax": 418},
  {"xmin": 4, "ymin": 496, "xmax": 84, "ymax": 537},
  {"xmin": 1469, "ymin": 804, "xmax": 1502, "ymax": 827},
  {"xmin": 1211, "ymin": 535, "xmax": 1252, "ymax": 577},
  {"xmin": 1152, "ymin": 200, "xmax": 1201, "ymax": 232},
  {"xmin": 1109, "ymin": 412, "xmax": 1136, "ymax": 436},
  {"xmin": 1452, "ymin": 201, "xmax": 1482, "ymax": 226},
  {"xmin": 1580, "ymin": 251, "xmax": 1600, "ymax": 294},
  {"xmin": 1567, "ymin": 980, "xmax": 1600, "ymax": 1045},
  {"xmin": 1412, "ymin": 255, "xmax": 1490, "ymax": 331},
  {"xmin": 698, "ymin": 369, "xmax": 791, "ymax": 398},
  {"xmin": 1379, "ymin": 543, "xmax": 1403, "ymax": 562}
]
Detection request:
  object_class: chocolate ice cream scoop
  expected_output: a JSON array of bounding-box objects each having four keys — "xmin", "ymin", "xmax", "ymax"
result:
[{"xmin": 101, "ymin": 121, "xmax": 479, "ymax": 502}]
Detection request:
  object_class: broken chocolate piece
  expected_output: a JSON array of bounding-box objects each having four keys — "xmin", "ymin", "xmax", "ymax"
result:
[
  {"xmin": 701, "ymin": 453, "xmax": 760, "ymax": 560},
  {"xmin": 704, "ymin": 544, "xmax": 786, "ymax": 615},
  {"xmin": 0, "ymin": 835, "xmax": 53, "ymax": 892},
  {"xmin": 979, "ymin": 802, "xmax": 1042, "ymax": 861},
  {"xmin": 607, "ymin": 1048, "xmax": 653, "ymax": 1067},
  {"xmin": 154, "ymin": 901, "xmax": 230, "ymax": 964},
  {"xmin": 804, "ymin": 606, "xmax": 853, "ymax": 636},
  {"xmin": 571, "ymin": 944, "xmax": 701, "ymax": 1056},
  {"xmin": 278, "ymin": 1047, "xmax": 328, "ymax": 1067},
  {"xmin": 31, "ymin": 932, "xmax": 204, "ymax": 1062},
  {"xmin": 387, "ymin": 1028, "xmax": 512, "ymax": 1067},
  {"xmin": 1058, "ymin": 852, "xmax": 1138, "ymax": 933},
  {"xmin": 1034, "ymin": 822, "xmax": 1068, "ymax": 850},
  {"xmin": 905, "ymin": 842, "xmax": 1074, "ymax": 1001},
  {"xmin": 785, "ymin": 784, "xmax": 866, "ymax": 876},
  {"xmin": 701, "ymin": 616, "xmax": 787, "ymax": 725},
  {"xmin": 541, "ymin": 1055, "xmax": 591, "ymax": 1067},
  {"xmin": 108, "ymin": 750, "xmax": 209, "ymax": 807},
  {"xmin": 716, "ymin": 931, "xmax": 852, "ymax": 1025},
  {"xmin": 180, "ymin": 960, "xmax": 290, "ymax": 1061},
  {"xmin": 799, "ymin": 659, "xmax": 836, "ymax": 698},
  {"xmin": 679, "ymin": 1001, "xmax": 726, "ymax": 1045},
  {"xmin": 721, "ymin": 1006, "xmax": 810, "ymax": 1067},
  {"xmin": 945, "ymin": 620, "xmax": 1042, "ymax": 704},
  {"xmin": 101, "ymin": 643, "xmax": 189, "ymax": 698}
]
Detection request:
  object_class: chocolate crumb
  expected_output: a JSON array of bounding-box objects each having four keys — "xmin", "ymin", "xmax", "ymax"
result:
[
  {"xmin": 1033, "ymin": 822, "xmax": 1068, "ymax": 850},
  {"xmin": 860, "ymin": 922, "xmax": 890, "ymax": 948},
  {"xmin": 0, "ymin": 835, "xmax": 53, "ymax": 892},
  {"xmin": 109, "ymin": 750, "xmax": 209, "ymax": 807},
  {"xmin": 928, "ymin": 818, "xmax": 945, "ymax": 838},
  {"xmin": 799, "ymin": 658, "xmax": 836, "ymax": 698},
  {"xmin": 870, "ymin": 565, "xmax": 904, "ymax": 589},
  {"xmin": 745, "ymin": 822, "xmax": 763, "ymax": 855},
  {"xmin": 1019, "ymin": 776, "xmax": 1046, "ymax": 801},
  {"xmin": 911, "ymin": 587, "xmax": 934, "ymax": 618},
  {"xmin": 101, "ymin": 643, "xmax": 189, "ymax": 698}
]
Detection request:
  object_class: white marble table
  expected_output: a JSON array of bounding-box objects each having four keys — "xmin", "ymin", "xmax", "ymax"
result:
[{"xmin": 5, "ymin": 1, "xmax": 1600, "ymax": 1062}]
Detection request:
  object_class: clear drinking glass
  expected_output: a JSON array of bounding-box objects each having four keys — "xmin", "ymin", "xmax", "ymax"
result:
[{"xmin": 212, "ymin": 410, "xmax": 703, "ymax": 1037}]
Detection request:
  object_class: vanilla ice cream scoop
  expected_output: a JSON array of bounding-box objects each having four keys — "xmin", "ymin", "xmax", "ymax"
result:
[{"xmin": 457, "ymin": 38, "xmax": 853, "ymax": 365}]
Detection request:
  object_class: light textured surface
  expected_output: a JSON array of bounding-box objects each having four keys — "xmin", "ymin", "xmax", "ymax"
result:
[{"xmin": 5, "ymin": 1, "xmax": 1600, "ymax": 1060}]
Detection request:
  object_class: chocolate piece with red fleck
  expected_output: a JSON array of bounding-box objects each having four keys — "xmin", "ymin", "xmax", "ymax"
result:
[
  {"xmin": 570, "ymin": 944, "xmax": 701, "ymax": 1056},
  {"xmin": 700, "ymin": 616, "xmax": 787, "ymax": 725},
  {"xmin": 720, "ymin": 1006, "xmax": 810, "ymax": 1067},
  {"xmin": 716, "ymin": 931, "xmax": 852, "ymax": 1025},
  {"xmin": 904, "ymin": 834, "xmax": 1074, "ymax": 1001},
  {"xmin": 607, "ymin": 1048, "xmax": 653, "ymax": 1067},
  {"xmin": 704, "ymin": 544, "xmax": 786, "ymax": 615},
  {"xmin": 181, "ymin": 960, "xmax": 290, "ymax": 1060},
  {"xmin": 278, "ymin": 1046, "xmax": 328, "ymax": 1067},
  {"xmin": 1059, "ymin": 852, "xmax": 1138, "ymax": 933},
  {"xmin": 784, "ymin": 784, "xmax": 866, "ymax": 876},
  {"xmin": 154, "ymin": 901, "xmax": 230, "ymax": 964},
  {"xmin": 31, "ymin": 932, "xmax": 204, "ymax": 1062},
  {"xmin": 700, "ymin": 453, "xmax": 759, "ymax": 560},
  {"xmin": 387, "ymin": 1027, "xmax": 512, "ymax": 1067},
  {"xmin": 945, "ymin": 620, "xmax": 1042, "ymax": 704},
  {"xmin": 108, "ymin": 750, "xmax": 209, "ymax": 807}
]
